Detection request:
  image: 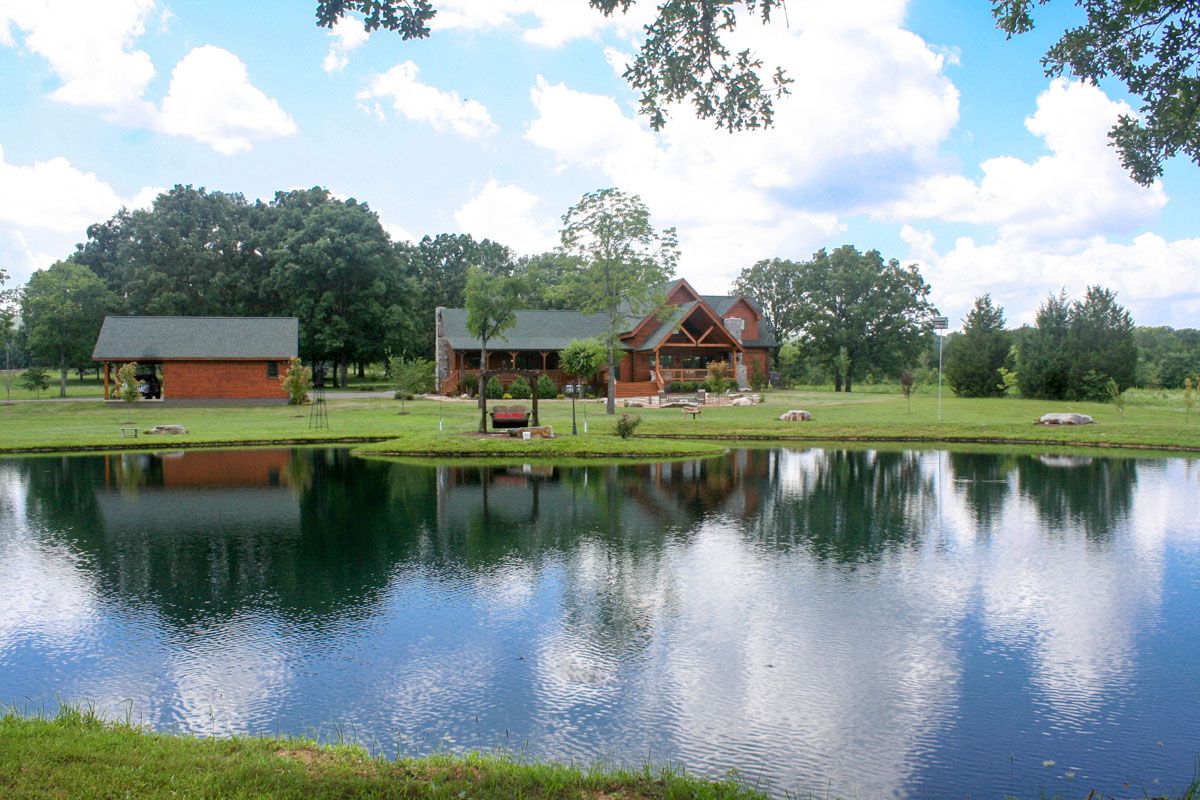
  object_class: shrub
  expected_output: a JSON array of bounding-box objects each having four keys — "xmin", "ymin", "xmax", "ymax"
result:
[
  {"xmin": 1078, "ymin": 369, "xmax": 1113, "ymax": 402},
  {"xmin": 666, "ymin": 381, "xmax": 697, "ymax": 393},
  {"xmin": 750, "ymin": 361, "xmax": 768, "ymax": 391},
  {"xmin": 460, "ymin": 373, "xmax": 479, "ymax": 396},
  {"xmin": 615, "ymin": 413, "xmax": 642, "ymax": 439},
  {"xmin": 486, "ymin": 376, "xmax": 504, "ymax": 399},
  {"xmin": 280, "ymin": 357, "xmax": 312, "ymax": 405},
  {"xmin": 705, "ymin": 360, "xmax": 733, "ymax": 394},
  {"xmin": 507, "ymin": 376, "xmax": 532, "ymax": 399},
  {"xmin": 536, "ymin": 374, "xmax": 557, "ymax": 398},
  {"xmin": 502, "ymin": 392, "xmax": 512, "ymax": 400}
]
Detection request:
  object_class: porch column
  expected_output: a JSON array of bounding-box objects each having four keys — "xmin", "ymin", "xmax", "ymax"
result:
[
  {"xmin": 103, "ymin": 362, "xmax": 109, "ymax": 399},
  {"xmin": 510, "ymin": 351, "xmax": 518, "ymax": 368},
  {"xmin": 540, "ymin": 351, "xmax": 548, "ymax": 370}
]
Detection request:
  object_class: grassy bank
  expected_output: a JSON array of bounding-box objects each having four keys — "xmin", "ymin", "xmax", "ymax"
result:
[
  {"xmin": 2, "ymin": 389, "xmax": 1200, "ymax": 456},
  {"xmin": 0, "ymin": 709, "xmax": 764, "ymax": 800}
]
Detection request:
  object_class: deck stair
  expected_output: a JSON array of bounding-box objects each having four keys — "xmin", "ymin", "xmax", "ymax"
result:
[{"xmin": 614, "ymin": 381, "xmax": 659, "ymax": 398}]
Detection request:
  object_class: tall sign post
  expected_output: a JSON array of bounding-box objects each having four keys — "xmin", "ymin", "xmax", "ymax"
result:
[{"xmin": 932, "ymin": 316, "xmax": 949, "ymax": 421}]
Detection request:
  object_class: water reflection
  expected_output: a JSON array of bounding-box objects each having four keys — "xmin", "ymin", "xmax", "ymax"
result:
[{"xmin": 1, "ymin": 447, "xmax": 1197, "ymax": 799}]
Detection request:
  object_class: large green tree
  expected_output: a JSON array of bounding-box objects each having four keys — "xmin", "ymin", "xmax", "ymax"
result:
[
  {"xmin": 264, "ymin": 189, "xmax": 403, "ymax": 386},
  {"xmin": 1066, "ymin": 285, "xmax": 1138, "ymax": 396},
  {"xmin": 793, "ymin": 245, "xmax": 935, "ymax": 392},
  {"xmin": 944, "ymin": 295, "xmax": 1011, "ymax": 398},
  {"xmin": 994, "ymin": 0, "xmax": 1200, "ymax": 185},
  {"xmin": 410, "ymin": 233, "xmax": 514, "ymax": 356},
  {"xmin": 732, "ymin": 257, "xmax": 802, "ymax": 344},
  {"xmin": 1017, "ymin": 292, "xmax": 1073, "ymax": 400},
  {"xmin": 464, "ymin": 266, "xmax": 521, "ymax": 432},
  {"xmin": 558, "ymin": 188, "xmax": 678, "ymax": 414},
  {"xmin": 21, "ymin": 262, "xmax": 116, "ymax": 397}
]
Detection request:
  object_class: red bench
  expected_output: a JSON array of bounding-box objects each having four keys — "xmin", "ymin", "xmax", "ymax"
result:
[{"xmin": 490, "ymin": 405, "xmax": 531, "ymax": 429}]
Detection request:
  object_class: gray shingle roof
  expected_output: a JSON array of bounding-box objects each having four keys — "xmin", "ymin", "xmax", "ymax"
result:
[
  {"xmin": 441, "ymin": 308, "xmax": 610, "ymax": 351},
  {"xmin": 93, "ymin": 316, "xmax": 299, "ymax": 360}
]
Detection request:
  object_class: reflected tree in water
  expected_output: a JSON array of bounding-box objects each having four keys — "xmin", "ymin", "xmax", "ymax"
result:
[
  {"xmin": 948, "ymin": 452, "xmax": 1016, "ymax": 530},
  {"xmin": 1016, "ymin": 455, "xmax": 1138, "ymax": 540}
]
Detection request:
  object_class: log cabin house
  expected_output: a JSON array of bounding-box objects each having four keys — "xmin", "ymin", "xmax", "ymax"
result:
[{"xmin": 435, "ymin": 278, "xmax": 777, "ymax": 397}]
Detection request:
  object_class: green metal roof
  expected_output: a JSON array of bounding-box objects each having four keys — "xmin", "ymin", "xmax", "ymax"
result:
[
  {"xmin": 93, "ymin": 316, "xmax": 299, "ymax": 360},
  {"xmin": 441, "ymin": 308, "xmax": 610, "ymax": 351}
]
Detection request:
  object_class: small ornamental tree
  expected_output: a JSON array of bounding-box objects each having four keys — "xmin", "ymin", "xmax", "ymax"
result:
[
  {"xmin": 116, "ymin": 362, "xmax": 140, "ymax": 403},
  {"xmin": 1107, "ymin": 377, "xmax": 1126, "ymax": 415},
  {"xmin": 388, "ymin": 355, "xmax": 433, "ymax": 412},
  {"xmin": 19, "ymin": 366, "xmax": 50, "ymax": 398},
  {"xmin": 1185, "ymin": 377, "xmax": 1197, "ymax": 420},
  {"xmin": 280, "ymin": 358, "xmax": 312, "ymax": 405},
  {"xmin": 560, "ymin": 337, "xmax": 608, "ymax": 435},
  {"xmin": 464, "ymin": 266, "xmax": 520, "ymax": 432}
]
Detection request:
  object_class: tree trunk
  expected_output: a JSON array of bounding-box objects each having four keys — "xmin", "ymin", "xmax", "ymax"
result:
[
  {"xmin": 356, "ymin": 362, "xmax": 365, "ymax": 378},
  {"xmin": 338, "ymin": 361, "xmax": 349, "ymax": 388},
  {"xmin": 833, "ymin": 371, "xmax": 843, "ymax": 392},
  {"xmin": 59, "ymin": 354, "xmax": 68, "ymax": 398},
  {"xmin": 606, "ymin": 344, "xmax": 616, "ymax": 415},
  {"xmin": 845, "ymin": 371, "xmax": 853, "ymax": 393},
  {"xmin": 478, "ymin": 343, "xmax": 488, "ymax": 432}
]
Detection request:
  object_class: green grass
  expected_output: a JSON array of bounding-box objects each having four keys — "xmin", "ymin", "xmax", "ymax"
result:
[
  {"xmin": 0, "ymin": 370, "xmax": 105, "ymax": 400},
  {"xmin": 2, "ymin": 389, "xmax": 1200, "ymax": 456},
  {"xmin": 0, "ymin": 708, "xmax": 766, "ymax": 800}
]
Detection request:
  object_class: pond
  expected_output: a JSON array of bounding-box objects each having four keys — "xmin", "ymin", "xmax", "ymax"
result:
[{"xmin": 1, "ymin": 447, "xmax": 1198, "ymax": 798}]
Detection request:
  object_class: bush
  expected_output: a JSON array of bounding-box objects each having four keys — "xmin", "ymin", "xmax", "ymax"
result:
[
  {"xmin": 616, "ymin": 413, "xmax": 642, "ymax": 439},
  {"xmin": 507, "ymin": 376, "xmax": 532, "ymax": 399},
  {"xmin": 704, "ymin": 360, "xmax": 734, "ymax": 394},
  {"xmin": 1077, "ymin": 369, "xmax": 1113, "ymax": 402},
  {"xmin": 20, "ymin": 366, "xmax": 51, "ymax": 398},
  {"xmin": 750, "ymin": 361, "xmax": 768, "ymax": 391},
  {"xmin": 536, "ymin": 374, "xmax": 557, "ymax": 398},
  {"xmin": 486, "ymin": 376, "xmax": 504, "ymax": 399},
  {"xmin": 666, "ymin": 381, "xmax": 697, "ymax": 393},
  {"xmin": 280, "ymin": 357, "xmax": 312, "ymax": 405},
  {"xmin": 460, "ymin": 373, "xmax": 479, "ymax": 396}
]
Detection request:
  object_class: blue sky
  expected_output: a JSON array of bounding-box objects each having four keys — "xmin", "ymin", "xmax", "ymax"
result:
[{"xmin": 2, "ymin": 0, "xmax": 1198, "ymax": 328}]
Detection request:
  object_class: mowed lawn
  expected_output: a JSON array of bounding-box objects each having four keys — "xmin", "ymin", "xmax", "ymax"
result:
[{"xmin": 3, "ymin": 388, "xmax": 1200, "ymax": 455}]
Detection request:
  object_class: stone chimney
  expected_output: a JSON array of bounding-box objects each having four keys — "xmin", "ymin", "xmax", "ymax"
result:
[
  {"xmin": 434, "ymin": 307, "xmax": 448, "ymax": 391},
  {"xmin": 723, "ymin": 317, "xmax": 745, "ymax": 341}
]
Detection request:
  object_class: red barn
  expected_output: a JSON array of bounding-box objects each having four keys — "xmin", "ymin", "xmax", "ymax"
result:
[{"xmin": 93, "ymin": 316, "xmax": 299, "ymax": 402}]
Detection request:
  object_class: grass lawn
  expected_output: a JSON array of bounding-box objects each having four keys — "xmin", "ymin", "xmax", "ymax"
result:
[
  {"xmin": 0, "ymin": 709, "xmax": 765, "ymax": 800},
  {"xmin": 2, "ymin": 388, "xmax": 1200, "ymax": 455},
  {"xmin": 0, "ymin": 370, "xmax": 105, "ymax": 401}
]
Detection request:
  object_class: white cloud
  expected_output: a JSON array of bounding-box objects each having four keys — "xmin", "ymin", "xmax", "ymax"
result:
[
  {"xmin": 322, "ymin": 16, "xmax": 370, "ymax": 73},
  {"xmin": 889, "ymin": 80, "xmax": 1167, "ymax": 245},
  {"xmin": 158, "ymin": 46, "xmax": 298, "ymax": 155},
  {"xmin": 521, "ymin": 1, "xmax": 958, "ymax": 289},
  {"xmin": 0, "ymin": 0, "xmax": 157, "ymax": 122},
  {"xmin": 431, "ymin": 0, "xmax": 654, "ymax": 48},
  {"xmin": 357, "ymin": 61, "xmax": 497, "ymax": 138},
  {"xmin": 0, "ymin": 145, "xmax": 162, "ymax": 285},
  {"xmin": 455, "ymin": 179, "xmax": 557, "ymax": 253},
  {"xmin": 901, "ymin": 227, "xmax": 1200, "ymax": 328}
]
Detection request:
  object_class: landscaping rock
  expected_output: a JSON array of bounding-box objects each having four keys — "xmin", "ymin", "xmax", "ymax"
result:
[
  {"xmin": 1037, "ymin": 413, "xmax": 1094, "ymax": 426},
  {"xmin": 779, "ymin": 410, "xmax": 812, "ymax": 422},
  {"xmin": 508, "ymin": 426, "xmax": 554, "ymax": 439},
  {"xmin": 731, "ymin": 397, "xmax": 754, "ymax": 407},
  {"xmin": 625, "ymin": 399, "xmax": 646, "ymax": 407},
  {"xmin": 148, "ymin": 424, "xmax": 187, "ymax": 435}
]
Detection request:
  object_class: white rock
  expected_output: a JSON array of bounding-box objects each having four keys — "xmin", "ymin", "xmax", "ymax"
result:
[
  {"xmin": 731, "ymin": 397, "xmax": 753, "ymax": 406},
  {"xmin": 779, "ymin": 410, "xmax": 812, "ymax": 422},
  {"xmin": 1038, "ymin": 413, "xmax": 1094, "ymax": 426},
  {"xmin": 148, "ymin": 424, "xmax": 187, "ymax": 435}
]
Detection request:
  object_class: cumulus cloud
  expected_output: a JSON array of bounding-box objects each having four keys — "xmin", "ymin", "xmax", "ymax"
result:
[
  {"xmin": 0, "ymin": 145, "xmax": 162, "ymax": 284},
  {"xmin": 431, "ymin": 0, "xmax": 654, "ymax": 47},
  {"xmin": 455, "ymin": 179, "xmax": 557, "ymax": 253},
  {"xmin": 158, "ymin": 46, "xmax": 298, "ymax": 155},
  {"xmin": 322, "ymin": 16, "xmax": 370, "ymax": 73},
  {"xmin": 901, "ymin": 226, "xmax": 1200, "ymax": 328},
  {"xmin": 357, "ymin": 61, "xmax": 497, "ymax": 138},
  {"xmin": 889, "ymin": 80, "xmax": 1167, "ymax": 245},
  {"xmin": 0, "ymin": 0, "xmax": 158, "ymax": 122}
]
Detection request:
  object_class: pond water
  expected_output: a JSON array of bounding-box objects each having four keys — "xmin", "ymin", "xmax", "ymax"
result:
[{"xmin": 1, "ymin": 447, "xmax": 1198, "ymax": 798}]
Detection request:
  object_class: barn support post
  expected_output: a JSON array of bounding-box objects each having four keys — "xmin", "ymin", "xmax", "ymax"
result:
[
  {"xmin": 103, "ymin": 362, "xmax": 109, "ymax": 400},
  {"xmin": 532, "ymin": 373, "xmax": 540, "ymax": 427}
]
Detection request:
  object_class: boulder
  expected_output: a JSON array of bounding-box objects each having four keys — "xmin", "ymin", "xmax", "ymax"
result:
[
  {"xmin": 508, "ymin": 425, "xmax": 554, "ymax": 439},
  {"xmin": 625, "ymin": 399, "xmax": 646, "ymax": 408},
  {"xmin": 148, "ymin": 424, "xmax": 187, "ymax": 435},
  {"xmin": 1037, "ymin": 413, "xmax": 1094, "ymax": 426},
  {"xmin": 731, "ymin": 397, "xmax": 754, "ymax": 407},
  {"xmin": 779, "ymin": 410, "xmax": 812, "ymax": 422}
]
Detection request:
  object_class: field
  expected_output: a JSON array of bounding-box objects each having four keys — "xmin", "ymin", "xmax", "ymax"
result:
[{"xmin": 2, "ymin": 386, "xmax": 1200, "ymax": 456}]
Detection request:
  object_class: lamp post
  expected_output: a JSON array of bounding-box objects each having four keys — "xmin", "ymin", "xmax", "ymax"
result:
[{"xmin": 932, "ymin": 316, "xmax": 949, "ymax": 421}]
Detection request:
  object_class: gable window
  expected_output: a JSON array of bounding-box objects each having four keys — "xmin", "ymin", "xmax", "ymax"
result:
[{"xmin": 267, "ymin": 361, "xmax": 279, "ymax": 378}]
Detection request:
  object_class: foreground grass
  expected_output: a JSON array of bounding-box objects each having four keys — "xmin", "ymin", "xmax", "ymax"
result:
[
  {"xmin": 0, "ymin": 709, "xmax": 765, "ymax": 800},
  {"xmin": 2, "ymin": 389, "xmax": 1200, "ymax": 455}
]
